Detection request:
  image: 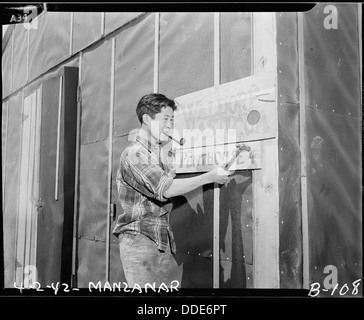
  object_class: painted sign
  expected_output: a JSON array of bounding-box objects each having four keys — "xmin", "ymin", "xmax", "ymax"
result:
[
  {"xmin": 170, "ymin": 74, "xmax": 276, "ymax": 173},
  {"xmin": 173, "ymin": 141, "xmax": 262, "ymax": 173},
  {"xmin": 171, "ymin": 73, "xmax": 276, "ymax": 150}
]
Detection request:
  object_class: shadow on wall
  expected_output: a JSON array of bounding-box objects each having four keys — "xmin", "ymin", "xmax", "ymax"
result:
[
  {"xmin": 220, "ymin": 172, "xmax": 252, "ymax": 288},
  {"xmin": 170, "ymin": 171, "xmax": 253, "ymax": 288}
]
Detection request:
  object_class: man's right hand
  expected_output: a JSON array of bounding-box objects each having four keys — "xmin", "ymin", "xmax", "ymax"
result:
[
  {"xmin": 163, "ymin": 165, "xmax": 233, "ymax": 199},
  {"xmin": 208, "ymin": 166, "xmax": 232, "ymax": 185}
]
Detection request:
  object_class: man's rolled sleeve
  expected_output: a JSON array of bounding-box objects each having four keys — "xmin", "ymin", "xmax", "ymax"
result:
[{"xmin": 157, "ymin": 174, "xmax": 174, "ymax": 201}]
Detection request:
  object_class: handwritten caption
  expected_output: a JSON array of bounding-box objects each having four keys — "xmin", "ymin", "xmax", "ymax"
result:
[
  {"xmin": 308, "ymin": 265, "xmax": 361, "ymax": 297},
  {"xmin": 14, "ymin": 280, "xmax": 180, "ymax": 295},
  {"xmin": 14, "ymin": 281, "xmax": 79, "ymax": 294}
]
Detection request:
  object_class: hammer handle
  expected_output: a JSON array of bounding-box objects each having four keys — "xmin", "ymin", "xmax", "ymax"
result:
[{"xmin": 223, "ymin": 144, "xmax": 251, "ymax": 169}]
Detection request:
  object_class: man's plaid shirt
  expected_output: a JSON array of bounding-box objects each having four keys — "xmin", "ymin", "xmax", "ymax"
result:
[{"xmin": 112, "ymin": 130, "xmax": 176, "ymax": 253}]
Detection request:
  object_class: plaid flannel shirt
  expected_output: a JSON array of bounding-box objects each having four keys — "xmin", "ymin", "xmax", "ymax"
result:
[{"xmin": 112, "ymin": 131, "xmax": 176, "ymax": 253}]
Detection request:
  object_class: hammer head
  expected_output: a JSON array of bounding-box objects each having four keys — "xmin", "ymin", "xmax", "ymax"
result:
[{"xmin": 236, "ymin": 143, "xmax": 251, "ymax": 152}]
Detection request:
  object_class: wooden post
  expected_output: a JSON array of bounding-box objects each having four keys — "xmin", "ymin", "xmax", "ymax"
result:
[
  {"xmin": 26, "ymin": 28, "xmax": 30, "ymax": 83},
  {"xmin": 71, "ymin": 53, "xmax": 83, "ymax": 287},
  {"xmin": 16, "ymin": 90, "xmax": 36, "ymax": 287},
  {"xmin": 55, "ymin": 76, "xmax": 63, "ymax": 201},
  {"xmin": 154, "ymin": 12, "xmax": 160, "ymax": 93},
  {"xmin": 358, "ymin": 4, "xmax": 362, "ymax": 110},
  {"xmin": 298, "ymin": 12, "xmax": 310, "ymax": 290},
  {"xmin": 30, "ymin": 86, "xmax": 42, "ymax": 279},
  {"xmin": 252, "ymin": 13, "xmax": 280, "ymax": 288},
  {"xmin": 213, "ymin": 12, "xmax": 220, "ymax": 289},
  {"xmin": 106, "ymin": 37, "xmax": 116, "ymax": 283},
  {"xmin": 2, "ymin": 101, "xmax": 9, "ymax": 212},
  {"xmin": 70, "ymin": 12, "xmax": 74, "ymax": 56},
  {"xmin": 101, "ymin": 12, "xmax": 105, "ymax": 37},
  {"xmin": 24, "ymin": 91, "xmax": 37, "ymax": 273}
]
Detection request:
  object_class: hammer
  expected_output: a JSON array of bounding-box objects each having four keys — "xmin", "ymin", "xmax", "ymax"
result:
[{"xmin": 223, "ymin": 143, "xmax": 251, "ymax": 170}]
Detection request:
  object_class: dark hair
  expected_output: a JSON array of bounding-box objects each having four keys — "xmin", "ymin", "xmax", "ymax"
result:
[{"xmin": 136, "ymin": 93, "xmax": 177, "ymax": 124}]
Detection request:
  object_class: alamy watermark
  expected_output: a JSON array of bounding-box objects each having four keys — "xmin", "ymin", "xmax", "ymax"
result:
[{"xmin": 323, "ymin": 5, "xmax": 338, "ymax": 30}]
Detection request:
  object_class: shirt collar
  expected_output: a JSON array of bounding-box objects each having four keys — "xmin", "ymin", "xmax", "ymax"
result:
[{"xmin": 135, "ymin": 128, "xmax": 161, "ymax": 154}]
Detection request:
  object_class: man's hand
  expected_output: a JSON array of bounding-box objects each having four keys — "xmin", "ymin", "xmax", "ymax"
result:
[
  {"xmin": 208, "ymin": 166, "xmax": 232, "ymax": 185},
  {"xmin": 168, "ymin": 168, "xmax": 176, "ymax": 179},
  {"xmin": 163, "ymin": 166, "xmax": 232, "ymax": 199}
]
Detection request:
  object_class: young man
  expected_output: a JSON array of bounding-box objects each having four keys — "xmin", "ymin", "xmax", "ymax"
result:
[{"xmin": 112, "ymin": 93, "xmax": 231, "ymax": 288}]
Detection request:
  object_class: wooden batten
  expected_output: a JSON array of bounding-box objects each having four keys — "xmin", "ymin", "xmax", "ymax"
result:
[
  {"xmin": 213, "ymin": 12, "xmax": 220, "ymax": 289},
  {"xmin": 252, "ymin": 12, "xmax": 280, "ymax": 288}
]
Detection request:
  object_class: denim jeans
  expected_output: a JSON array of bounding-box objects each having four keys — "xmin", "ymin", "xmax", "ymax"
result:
[{"xmin": 119, "ymin": 232, "xmax": 182, "ymax": 288}]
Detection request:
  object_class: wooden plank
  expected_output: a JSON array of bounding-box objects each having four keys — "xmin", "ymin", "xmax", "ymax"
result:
[
  {"xmin": 55, "ymin": 76, "xmax": 63, "ymax": 201},
  {"xmin": 213, "ymin": 12, "xmax": 220, "ymax": 289},
  {"xmin": 251, "ymin": 12, "xmax": 280, "ymax": 288},
  {"xmin": 14, "ymin": 90, "xmax": 23, "ymax": 286},
  {"xmin": 214, "ymin": 12, "xmax": 220, "ymax": 86},
  {"xmin": 30, "ymin": 86, "xmax": 42, "ymax": 279},
  {"xmin": 71, "ymin": 53, "xmax": 82, "ymax": 287},
  {"xmin": 174, "ymin": 141, "xmax": 262, "ymax": 173},
  {"xmin": 16, "ymin": 92, "xmax": 32, "ymax": 285},
  {"xmin": 70, "ymin": 12, "xmax": 74, "ymax": 56},
  {"xmin": 359, "ymin": 4, "xmax": 362, "ymax": 83},
  {"xmin": 106, "ymin": 37, "xmax": 116, "ymax": 282},
  {"xmin": 154, "ymin": 12, "xmax": 160, "ymax": 93},
  {"xmin": 298, "ymin": 12, "xmax": 310, "ymax": 289},
  {"xmin": 26, "ymin": 29, "xmax": 30, "ymax": 83},
  {"xmin": 10, "ymin": 28, "xmax": 14, "ymax": 93},
  {"xmin": 24, "ymin": 91, "xmax": 37, "ymax": 284},
  {"xmin": 359, "ymin": 4, "xmax": 362, "ymax": 113},
  {"xmin": 173, "ymin": 74, "xmax": 276, "ymax": 150},
  {"xmin": 213, "ymin": 185, "xmax": 220, "ymax": 288},
  {"xmin": 253, "ymin": 13, "xmax": 277, "ymax": 75},
  {"xmin": 101, "ymin": 12, "xmax": 105, "ymax": 36},
  {"xmin": 2, "ymin": 101, "xmax": 9, "ymax": 212}
]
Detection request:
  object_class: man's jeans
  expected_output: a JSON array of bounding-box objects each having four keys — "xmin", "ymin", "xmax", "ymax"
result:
[{"xmin": 119, "ymin": 232, "xmax": 182, "ymax": 287}]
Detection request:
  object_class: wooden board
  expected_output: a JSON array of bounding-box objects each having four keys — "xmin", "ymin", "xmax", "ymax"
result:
[
  {"xmin": 251, "ymin": 12, "xmax": 280, "ymax": 288},
  {"xmin": 171, "ymin": 73, "xmax": 276, "ymax": 151},
  {"xmin": 173, "ymin": 141, "xmax": 262, "ymax": 173}
]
